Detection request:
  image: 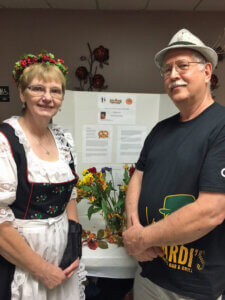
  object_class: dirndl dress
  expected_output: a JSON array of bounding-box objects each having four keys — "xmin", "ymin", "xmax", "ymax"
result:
[{"xmin": 0, "ymin": 117, "xmax": 86, "ymax": 300}]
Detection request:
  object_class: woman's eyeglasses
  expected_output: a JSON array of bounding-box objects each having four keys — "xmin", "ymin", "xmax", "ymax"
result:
[{"xmin": 27, "ymin": 85, "xmax": 63, "ymax": 100}]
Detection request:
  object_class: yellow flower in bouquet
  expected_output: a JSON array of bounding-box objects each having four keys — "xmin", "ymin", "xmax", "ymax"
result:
[{"xmin": 77, "ymin": 165, "xmax": 136, "ymax": 248}]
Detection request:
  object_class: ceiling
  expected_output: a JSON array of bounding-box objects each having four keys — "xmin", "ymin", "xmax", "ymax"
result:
[{"xmin": 0, "ymin": 0, "xmax": 225, "ymax": 11}]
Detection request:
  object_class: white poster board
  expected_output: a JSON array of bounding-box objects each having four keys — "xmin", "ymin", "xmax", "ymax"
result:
[{"xmin": 55, "ymin": 91, "xmax": 178, "ymax": 175}]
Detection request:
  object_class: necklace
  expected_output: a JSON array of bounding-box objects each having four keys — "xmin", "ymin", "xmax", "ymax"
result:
[
  {"xmin": 33, "ymin": 132, "xmax": 51, "ymax": 155},
  {"xmin": 39, "ymin": 142, "xmax": 50, "ymax": 155}
]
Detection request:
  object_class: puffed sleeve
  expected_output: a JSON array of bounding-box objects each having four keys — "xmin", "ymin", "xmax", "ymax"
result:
[{"xmin": 0, "ymin": 132, "xmax": 17, "ymax": 223}]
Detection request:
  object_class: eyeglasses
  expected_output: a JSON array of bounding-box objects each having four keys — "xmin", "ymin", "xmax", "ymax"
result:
[
  {"xmin": 160, "ymin": 59, "xmax": 205, "ymax": 79},
  {"xmin": 27, "ymin": 85, "xmax": 63, "ymax": 100}
]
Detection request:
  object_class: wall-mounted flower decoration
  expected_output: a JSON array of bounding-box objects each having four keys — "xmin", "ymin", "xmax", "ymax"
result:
[{"xmin": 75, "ymin": 43, "xmax": 109, "ymax": 91}]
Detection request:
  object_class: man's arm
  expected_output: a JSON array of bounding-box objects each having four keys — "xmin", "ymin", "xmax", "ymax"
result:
[
  {"xmin": 125, "ymin": 169, "xmax": 143, "ymax": 228},
  {"xmin": 123, "ymin": 191, "xmax": 225, "ymax": 255},
  {"xmin": 125, "ymin": 169, "xmax": 164, "ymax": 260}
]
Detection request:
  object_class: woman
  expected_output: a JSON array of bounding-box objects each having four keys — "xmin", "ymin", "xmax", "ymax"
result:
[{"xmin": 0, "ymin": 52, "xmax": 86, "ymax": 299}]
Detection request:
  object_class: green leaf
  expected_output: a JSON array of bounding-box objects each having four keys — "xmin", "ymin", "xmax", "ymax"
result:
[
  {"xmin": 101, "ymin": 198, "xmax": 107, "ymax": 217},
  {"xmin": 87, "ymin": 206, "xmax": 102, "ymax": 220},
  {"xmin": 82, "ymin": 186, "xmax": 93, "ymax": 191},
  {"xmin": 117, "ymin": 237, "xmax": 124, "ymax": 247},
  {"xmin": 97, "ymin": 229, "xmax": 104, "ymax": 239},
  {"xmin": 87, "ymin": 205, "xmax": 94, "ymax": 220},
  {"xmin": 114, "ymin": 199, "xmax": 124, "ymax": 209},
  {"xmin": 98, "ymin": 241, "xmax": 108, "ymax": 249},
  {"xmin": 92, "ymin": 207, "xmax": 102, "ymax": 213}
]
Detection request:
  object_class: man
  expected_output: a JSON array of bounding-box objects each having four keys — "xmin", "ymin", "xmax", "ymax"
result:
[{"xmin": 123, "ymin": 29, "xmax": 225, "ymax": 300}]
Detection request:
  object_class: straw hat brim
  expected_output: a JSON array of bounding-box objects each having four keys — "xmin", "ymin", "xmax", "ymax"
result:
[{"xmin": 155, "ymin": 44, "xmax": 218, "ymax": 70}]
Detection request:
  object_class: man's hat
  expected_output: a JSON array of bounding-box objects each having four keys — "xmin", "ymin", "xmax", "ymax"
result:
[{"xmin": 155, "ymin": 28, "xmax": 218, "ymax": 70}]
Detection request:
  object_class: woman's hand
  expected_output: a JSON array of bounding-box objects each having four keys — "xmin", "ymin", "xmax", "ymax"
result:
[
  {"xmin": 63, "ymin": 258, "xmax": 79, "ymax": 278},
  {"xmin": 37, "ymin": 262, "xmax": 67, "ymax": 290}
]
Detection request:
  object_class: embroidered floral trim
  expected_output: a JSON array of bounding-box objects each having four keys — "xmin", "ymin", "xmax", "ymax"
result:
[
  {"xmin": 36, "ymin": 194, "xmax": 47, "ymax": 202},
  {"xmin": 50, "ymin": 124, "xmax": 75, "ymax": 164},
  {"xmin": 11, "ymin": 268, "xmax": 26, "ymax": 300},
  {"xmin": 53, "ymin": 186, "xmax": 65, "ymax": 194},
  {"xmin": 0, "ymin": 207, "xmax": 15, "ymax": 224},
  {"xmin": 77, "ymin": 262, "xmax": 87, "ymax": 300},
  {"xmin": 30, "ymin": 213, "xmax": 43, "ymax": 219},
  {"xmin": 47, "ymin": 205, "xmax": 59, "ymax": 215}
]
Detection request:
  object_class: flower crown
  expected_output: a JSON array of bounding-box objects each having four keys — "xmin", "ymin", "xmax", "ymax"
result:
[{"xmin": 12, "ymin": 51, "xmax": 68, "ymax": 83}]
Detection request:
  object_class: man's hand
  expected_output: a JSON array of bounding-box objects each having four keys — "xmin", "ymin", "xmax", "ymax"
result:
[
  {"xmin": 63, "ymin": 258, "xmax": 79, "ymax": 278},
  {"xmin": 123, "ymin": 213, "xmax": 147, "ymax": 256},
  {"xmin": 134, "ymin": 247, "xmax": 164, "ymax": 262}
]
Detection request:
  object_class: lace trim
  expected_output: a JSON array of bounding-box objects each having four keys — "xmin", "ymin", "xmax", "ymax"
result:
[
  {"xmin": 3, "ymin": 118, "xmax": 76, "ymax": 181},
  {"xmin": 50, "ymin": 124, "xmax": 74, "ymax": 164},
  {"xmin": 1, "ymin": 183, "xmax": 16, "ymax": 192},
  {"xmin": 4, "ymin": 116, "xmax": 30, "ymax": 153},
  {"xmin": 4, "ymin": 117, "xmax": 75, "ymax": 164},
  {"xmin": 0, "ymin": 139, "xmax": 11, "ymax": 155},
  {"xmin": 11, "ymin": 269, "xmax": 26, "ymax": 300},
  {"xmin": 77, "ymin": 262, "xmax": 87, "ymax": 300},
  {"xmin": 0, "ymin": 207, "xmax": 15, "ymax": 224}
]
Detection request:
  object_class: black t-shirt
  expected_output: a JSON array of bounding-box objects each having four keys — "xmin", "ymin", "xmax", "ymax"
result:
[{"xmin": 136, "ymin": 102, "xmax": 225, "ymax": 300}]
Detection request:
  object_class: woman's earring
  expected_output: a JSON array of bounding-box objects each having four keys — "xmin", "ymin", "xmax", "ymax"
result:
[{"xmin": 22, "ymin": 102, "xmax": 26, "ymax": 109}]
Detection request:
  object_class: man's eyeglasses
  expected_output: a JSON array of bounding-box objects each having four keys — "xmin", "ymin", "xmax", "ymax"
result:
[
  {"xmin": 27, "ymin": 85, "xmax": 63, "ymax": 100},
  {"xmin": 160, "ymin": 59, "xmax": 205, "ymax": 79}
]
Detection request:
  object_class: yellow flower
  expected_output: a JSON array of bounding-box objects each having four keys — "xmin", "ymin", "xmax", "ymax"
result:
[
  {"xmin": 112, "ymin": 213, "xmax": 123, "ymax": 219},
  {"xmin": 101, "ymin": 181, "xmax": 107, "ymax": 190},
  {"xmin": 77, "ymin": 179, "xmax": 83, "ymax": 187},
  {"xmin": 120, "ymin": 185, "xmax": 127, "ymax": 192},
  {"xmin": 89, "ymin": 196, "xmax": 96, "ymax": 202},
  {"xmin": 123, "ymin": 164, "xmax": 129, "ymax": 170},
  {"xmin": 83, "ymin": 173, "xmax": 93, "ymax": 184},
  {"xmin": 82, "ymin": 169, "xmax": 88, "ymax": 176},
  {"xmin": 97, "ymin": 171, "xmax": 103, "ymax": 181}
]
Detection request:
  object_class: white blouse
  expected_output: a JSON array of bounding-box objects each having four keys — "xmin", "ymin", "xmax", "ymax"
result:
[{"xmin": 0, "ymin": 116, "xmax": 77, "ymax": 223}]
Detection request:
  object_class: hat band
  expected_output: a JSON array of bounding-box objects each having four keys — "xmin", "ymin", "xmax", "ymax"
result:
[{"xmin": 169, "ymin": 41, "xmax": 196, "ymax": 47}]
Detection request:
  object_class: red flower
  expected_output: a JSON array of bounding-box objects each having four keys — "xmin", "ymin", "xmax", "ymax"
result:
[
  {"xmin": 49, "ymin": 59, "xmax": 56, "ymax": 64},
  {"xmin": 88, "ymin": 240, "xmax": 98, "ymax": 250},
  {"xmin": 88, "ymin": 167, "xmax": 97, "ymax": 174},
  {"xmin": 93, "ymin": 45, "xmax": 109, "ymax": 63},
  {"xmin": 58, "ymin": 59, "xmax": 64, "ymax": 64},
  {"xmin": 75, "ymin": 66, "xmax": 88, "ymax": 80},
  {"xmin": 43, "ymin": 54, "xmax": 50, "ymax": 61},
  {"xmin": 25, "ymin": 58, "xmax": 32, "ymax": 65},
  {"xmin": 20, "ymin": 60, "xmax": 26, "ymax": 67},
  {"xmin": 92, "ymin": 74, "xmax": 105, "ymax": 89},
  {"xmin": 129, "ymin": 167, "xmax": 135, "ymax": 177}
]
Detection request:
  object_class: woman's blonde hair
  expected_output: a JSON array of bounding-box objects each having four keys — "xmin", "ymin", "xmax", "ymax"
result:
[{"xmin": 19, "ymin": 63, "xmax": 66, "ymax": 93}]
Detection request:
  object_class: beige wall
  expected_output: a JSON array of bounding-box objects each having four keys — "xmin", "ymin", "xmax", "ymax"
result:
[{"xmin": 0, "ymin": 9, "xmax": 224, "ymax": 121}]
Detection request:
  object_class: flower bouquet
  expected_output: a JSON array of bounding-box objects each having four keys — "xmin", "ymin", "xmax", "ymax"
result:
[{"xmin": 76, "ymin": 165, "xmax": 135, "ymax": 249}]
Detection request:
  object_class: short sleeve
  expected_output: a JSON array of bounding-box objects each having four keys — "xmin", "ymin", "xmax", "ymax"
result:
[
  {"xmin": 0, "ymin": 132, "xmax": 17, "ymax": 223},
  {"xmin": 136, "ymin": 125, "xmax": 158, "ymax": 171},
  {"xmin": 200, "ymin": 126, "xmax": 225, "ymax": 193}
]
